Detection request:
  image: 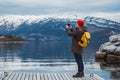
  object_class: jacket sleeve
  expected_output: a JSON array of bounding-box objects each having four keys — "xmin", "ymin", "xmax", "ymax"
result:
[{"xmin": 66, "ymin": 28, "xmax": 77, "ymax": 36}]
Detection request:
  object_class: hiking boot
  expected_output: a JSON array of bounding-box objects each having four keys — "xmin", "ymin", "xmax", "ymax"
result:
[{"xmin": 73, "ymin": 72, "xmax": 84, "ymax": 78}]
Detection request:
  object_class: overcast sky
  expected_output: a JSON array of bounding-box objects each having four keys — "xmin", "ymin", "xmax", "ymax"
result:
[{"xmin": 0, "ymin": 0, "xmax": 120, "ymax": 16}]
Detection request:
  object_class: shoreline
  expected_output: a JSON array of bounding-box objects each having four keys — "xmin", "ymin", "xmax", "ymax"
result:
[{"xmin": 0, "ymin": 41, "xmax": 25, "ymax": 43}]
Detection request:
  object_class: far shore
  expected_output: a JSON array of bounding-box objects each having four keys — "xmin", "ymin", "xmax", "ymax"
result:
[{"xmin": 0, "ymin": 41, "xmax": 26, "ymax": 43}]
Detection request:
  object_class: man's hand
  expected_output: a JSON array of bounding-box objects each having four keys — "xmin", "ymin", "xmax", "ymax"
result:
[{"xmin": 66, "ymin": 25, "xmax": 72, "ymax": 29}]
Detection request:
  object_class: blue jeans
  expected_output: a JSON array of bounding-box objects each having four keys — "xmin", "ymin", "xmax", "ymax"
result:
[{"xmin": 74, "ymin": 53, "xmax": 84, "ymax": 74}]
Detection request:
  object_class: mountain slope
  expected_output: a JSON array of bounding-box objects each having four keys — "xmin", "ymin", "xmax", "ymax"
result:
[
  {"xmin": 0, "ymin": 15, "xmax": 120, "ymax": 42},
  {"xmin": 84, "ymin": 16, "xmax": 120, "ymax": 29}
]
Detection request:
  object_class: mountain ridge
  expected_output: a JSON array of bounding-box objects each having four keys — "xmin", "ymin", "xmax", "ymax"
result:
[
  {"xmin": 0, "ymin": 15, "xmax": 120, "ymax": 41},
  {"xmin": 84, "ymin": 16, "xmax": 120, "ymax": 29}
]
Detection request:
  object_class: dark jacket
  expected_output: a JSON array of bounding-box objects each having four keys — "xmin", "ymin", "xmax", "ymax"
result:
[{"xmin": 66, "ymin": 27, "xmax": 87, "ymax": 55}]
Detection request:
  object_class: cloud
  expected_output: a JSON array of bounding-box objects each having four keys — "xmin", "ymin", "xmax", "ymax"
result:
[
  {"xmin": 0, "ymin": 0, "xmax": 120, "ymax": 15},
  {"xmin": 1, "ymin": 0, "xmax": 66, "ymax": 7}
]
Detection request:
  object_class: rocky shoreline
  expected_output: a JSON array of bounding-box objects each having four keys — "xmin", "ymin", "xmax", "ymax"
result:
[
  {"xmin": 0, "ymin": 35, "xmax": 25, "ymax": 43},
  {"xmin": 95, "ymin": 34, "xmax": 120, "ymax": 63}
]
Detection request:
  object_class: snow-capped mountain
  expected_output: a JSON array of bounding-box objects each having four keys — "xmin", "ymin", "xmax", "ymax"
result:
[
  {"xmin": 0, "ymin": 15, "xmax": 79, "ymax": 40},
  {"xmin": 84, "ymin": 16, "xmax": 120, "ymax": 29},
  {"xmin": 0, "ymin": 15, "xmax": 120, "ymax": 42},
  {"xmin": 0, "ymin": 15, "xmax": 78, "ymax": 30}
]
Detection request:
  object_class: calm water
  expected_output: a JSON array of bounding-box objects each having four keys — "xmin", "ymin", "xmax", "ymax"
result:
[{"xmin": 0, "ymin": 40, "xmax": 119, "ymax": 80}]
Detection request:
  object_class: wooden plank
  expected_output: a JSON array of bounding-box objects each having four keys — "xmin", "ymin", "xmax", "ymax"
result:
[
  {"xmin": 24, "ymin": 73, "xmax": 29, "ymax": 80},
  {"xmin": 85, "ymin": 74, "xmax": 98, "ymax": 80},
  {"xmin": 70, "ymin": 74, "xmax": 92, "ymax": 80},
  {"xmin": 52, "ymin": 73, "xmax": 58, "ymax": 80},
  {"xmin": 47, "ymin": 73, "xmax": 54, "ymax": 80},
  {"xmin": 66, "ymin": 74, "xmax": 73, "ymax": 80},
  {"xmin": 40, "ymin": 73, "xmax": 45, "ymax": 80},
  {"xmin": 43, "ymin": 73, "xmax": 49, "ymax": 80},
  {"xmin": 94, "ymin": 74, "xmax": 104, "ymax": 80},
  {"xmin": 20, "ymin": 72, "xmax": 26, "ymax": 80},
  {"xmin": 16, "ymin": 72, "xmax": 23, "ymax": 80},
  {"xmin": 53, "ymin": 73, "xmax": 60, "ymax": 80},
  {"xmin": 56, "ymin": 73, "xmax": 64, "ymax": 80},
  {"xmin": 0, "ymin": 72, "xmax": 2, "ymax": 79},
  {"xmin": 32, "ymin": 73, "xmax": 36, "ymax": 80},
  {"xmin": 68, "ymin": 74, "xmax": 79, "ymax": 80},
  {"xmin": 35, "ymin": 73, "xmax": 38, "ymax": 80},
  {"xmin": 36, "ymin": 73, "xmax": 39, "ymax": 80},
  {"xmin": 12, "ymin": 72, "xmax": 19, "ymax": 80},
  {"xmin": 3, "ymin": 73, "xmax": 104, "ymax": 80},
  {"xmin": 29, "ymin": 73, "xmax": 33, "ymax": 80},
  {"xmin": 39, "ymin": 73, "xmax": 42, "ymax": 80},
  {"xmin": 5, "ymin": 72, "xmax": 12, "ymax": 80},
  {"xmin": 42, "ymin": 73, "xmax": 45, "ymax": 80},
  {"xmin": 0, "ymin": 72, "xmax": 11, "ymax": 80},
  {"xmin": 62, "ymin": 73, "xmax": 69, "ymax": 80},
  {"xmin": 68, "ymin": 74, "xmax": 98, "ymax": 80},
  {"xmin": 7, "ymin": 72, "xmax": 16, "ymax": 80},
  {"xmin": 60, "ymin": 73, "xmax": 70, "ymax": 80},
  {"xmin": 46, "ymin": 73, "xmax": 51, "ymax": 80},
  {"xmin": 65, "ymin": 73, "xmax": 74, "ymax": 80},
  {"xmin": 49, "ymin": 73, "xmax": 55, "ymax": 80},
  {"xmin": 67, "ymin": 74, "xmax": 75, "ymax": 80},
  {"xmin": 82, "ymin": 75, "xmax": 91, "ymax": 80}
]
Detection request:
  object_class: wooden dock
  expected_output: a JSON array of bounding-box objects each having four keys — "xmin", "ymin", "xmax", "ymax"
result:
[{"xmin": 0, "ymin": 72, "xmax": 104, "ymax": 80}]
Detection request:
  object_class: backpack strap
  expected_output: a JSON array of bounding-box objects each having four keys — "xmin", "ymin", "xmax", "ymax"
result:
[
  {"xmin": 75, "ymin": 28, "xmax": 84, "ymax": 43},
  {"xmin": 79, "ymin": 28, "xmax": 86, "ymax": 43}
]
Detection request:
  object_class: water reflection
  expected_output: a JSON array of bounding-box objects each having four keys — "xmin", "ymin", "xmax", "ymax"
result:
[
  {"xmin": 0, "ymin": 41, "xmax": 97, "ymax": 70},
  {"xmin": 0, "ymin": 41, "xmax": 109, "ymax": 79},
  {"xmin": 0, "ymin": 43, "xmax": 24, "ymax": 62},
  {"xmin": 0, "ymin": 43, "xmax": 24, "ymax": 50},
  {"xmin": 96, "ymin": 59, "xmax": 120, "ymax": 80},
  {"xmin": 0, "ymin": 41, "xmax": 75, "ymax": 72}
]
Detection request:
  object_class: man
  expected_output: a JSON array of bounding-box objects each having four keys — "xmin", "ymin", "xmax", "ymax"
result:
[{"xmin": 66, "ymin": 19, "xmax": 87, "ymax": 78}]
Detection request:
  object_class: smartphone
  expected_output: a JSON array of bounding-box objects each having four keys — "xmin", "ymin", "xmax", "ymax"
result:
[
  {"xmin": 67, "ymin": 24, "xmax": 73, "ymax": 31},
  {"xmin": 67, "ymin": 24, "xmax": 70, "ymax": 27}
]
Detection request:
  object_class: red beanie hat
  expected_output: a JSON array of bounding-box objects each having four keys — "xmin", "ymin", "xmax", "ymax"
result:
[{"xmin": 77, "ymin": 19, "xmax": 84, "ymax": 27}]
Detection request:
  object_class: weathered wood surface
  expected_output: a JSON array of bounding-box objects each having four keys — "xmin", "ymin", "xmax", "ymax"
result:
[{"xmin": 0, "ymin": 72, "xmax": 104, "ymax": 80}]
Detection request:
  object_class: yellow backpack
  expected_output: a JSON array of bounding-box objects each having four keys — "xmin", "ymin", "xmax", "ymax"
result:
[{"xmin": 78, "ymin": 32, "xmax": 91, "ymax": 48}]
